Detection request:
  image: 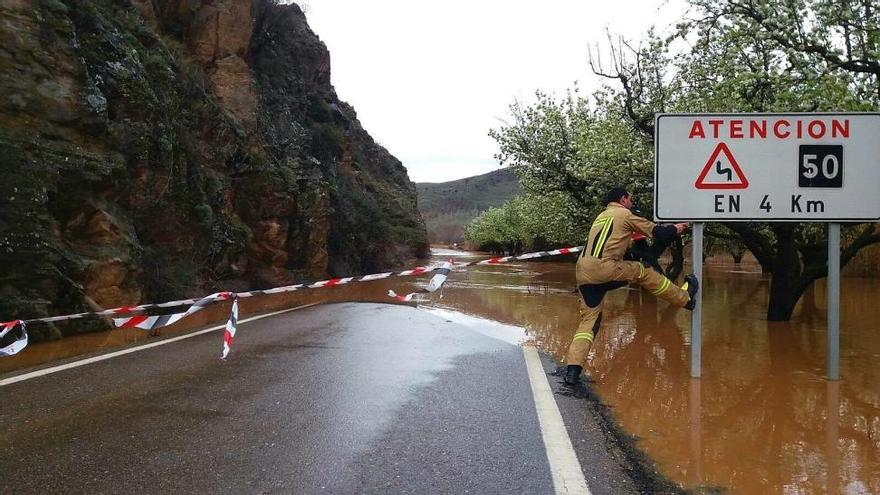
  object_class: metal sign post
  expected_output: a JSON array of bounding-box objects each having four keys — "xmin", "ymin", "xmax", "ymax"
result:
[
  {"xmin": 654, "ymin": 113, "xmax": 880, "ymax": 380},
  {"xmin": 691, "ymin": 223, "xmax": 703, "ymax": 378},
  {"xmin": 828, "ymin": 223, "xmax": 840, "ymax": 380}
]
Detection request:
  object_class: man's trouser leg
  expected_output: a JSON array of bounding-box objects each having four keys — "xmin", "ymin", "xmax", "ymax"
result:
[
  {"xmin": 565, "ymin": 259, "xmax": 690, "ymax": 369},
  {"xmin": 565, "ymin": 296, "xmax": 603, "ymax": 368},
  {"xmin": 565, "ymin": 280, "xmax": 626, "ymax": 367},
  {"xmin": 629, "ymin": 261, "xmax": 690, "ymax": 307}
]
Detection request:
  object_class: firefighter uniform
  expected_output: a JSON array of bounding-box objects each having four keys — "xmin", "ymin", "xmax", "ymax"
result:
[{"xmin": 565, "ymin": 202, "xmax": 691, "ymax": 369}]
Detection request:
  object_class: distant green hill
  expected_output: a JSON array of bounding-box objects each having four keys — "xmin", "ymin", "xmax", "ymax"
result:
[{"xmin": 416, "ymin": 168, "xmax": 521, "ymax": 244}]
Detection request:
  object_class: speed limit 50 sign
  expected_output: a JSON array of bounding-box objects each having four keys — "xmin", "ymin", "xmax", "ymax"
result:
[{"xmin": 654, "ymin": 113, "xmax": 880, "ymax": 221}]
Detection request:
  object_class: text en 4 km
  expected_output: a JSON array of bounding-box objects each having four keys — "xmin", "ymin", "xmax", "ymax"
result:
[{"xmin": 750, "ymin": 194, "xmax": 827, "ymax": 214}]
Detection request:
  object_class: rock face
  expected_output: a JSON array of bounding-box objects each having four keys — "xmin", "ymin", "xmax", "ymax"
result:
[{"xmin": 0, "ymin": 0, "xmax": 428, "ymax": 341}]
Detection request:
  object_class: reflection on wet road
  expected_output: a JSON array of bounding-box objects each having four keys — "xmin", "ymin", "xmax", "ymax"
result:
[
  {"xmin": 0, "ymin": 303, "xmax": 557, "ymax": 493},
  {"xmin": 425, "ymin": 251, "xmax": 880, "ymax": 494}
]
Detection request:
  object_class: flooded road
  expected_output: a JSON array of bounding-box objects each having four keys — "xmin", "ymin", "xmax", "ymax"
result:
[
  {"xmin": 4, "ymin": 248, "xmax": 878, "ymax": 493},
  {"xmin": 428, "ymin": 249, "xmax": 880, "ymax": 494}
]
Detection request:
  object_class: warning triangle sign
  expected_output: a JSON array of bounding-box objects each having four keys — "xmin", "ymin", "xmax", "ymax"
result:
[{"xmin": 694, "ymin": 142, "xmax": 749, "ymax": 189}]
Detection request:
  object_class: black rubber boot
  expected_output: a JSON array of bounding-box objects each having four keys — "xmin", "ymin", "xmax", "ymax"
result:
[
  {"xmin": 683, "ymin": 274, "xmax": 700, "ymax": 310},
  {"xmin": 564, "ymin": 365, "xmax": 582, "ymax": 386}
]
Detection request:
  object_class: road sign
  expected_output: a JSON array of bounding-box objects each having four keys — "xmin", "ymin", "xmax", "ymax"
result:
[{"xmin": 654, "ymin": 113, "xmax": 880, "ymax": 221}]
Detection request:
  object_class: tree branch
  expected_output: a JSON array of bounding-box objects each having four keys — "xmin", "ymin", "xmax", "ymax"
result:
[{"xmin": 724, "ymin": 222, "xmax": 774, "ymax": 269}]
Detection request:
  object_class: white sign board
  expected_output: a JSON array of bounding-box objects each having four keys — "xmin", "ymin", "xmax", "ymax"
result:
[{"xmin": 654, "ymin": 113, "xmax": 880, "ymax": 221}]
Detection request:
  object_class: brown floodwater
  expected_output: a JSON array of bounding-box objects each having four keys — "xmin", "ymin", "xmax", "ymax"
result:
[
  {"xmin": 424, "ymin": 250, "xmax": 880, "ymax": 494},
  {"xmin": 3, "ymin": 248, "xmax": 879, "ymax": 493}
]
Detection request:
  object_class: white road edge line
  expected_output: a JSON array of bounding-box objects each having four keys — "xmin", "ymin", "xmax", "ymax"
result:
[
  {"xmin": 0, "ymin": 302, "xmax": 322, "ymax": 387},
  {"xmin": 523, "ymin": 345, "xmax": 591, "ymax": 495}
]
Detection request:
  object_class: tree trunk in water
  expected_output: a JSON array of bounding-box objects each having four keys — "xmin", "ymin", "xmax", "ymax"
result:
[
  {"xmin": 732, "ymin": 251, "xmax": 743, "ymax": 265},
  {"xmin": 767, "ymin": 278, "xmax": 798, "ymax": 321},
  {"xmin": 800, "ymin": 284, "xmax": 818, "ymax": 314},
  {"xmin": 766, "ymin": 225, "xmax": 802, "ymax": 321}
]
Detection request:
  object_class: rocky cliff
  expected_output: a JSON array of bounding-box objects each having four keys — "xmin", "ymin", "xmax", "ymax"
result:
[{"xmin": 0, "ymin": 0, "xmax": 428, "ymax": 340}]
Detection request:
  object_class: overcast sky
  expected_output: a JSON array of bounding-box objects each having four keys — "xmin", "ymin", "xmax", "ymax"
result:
[{"xmin": 302, "ymin": 0, "xmax": 688, "ymax": 183}]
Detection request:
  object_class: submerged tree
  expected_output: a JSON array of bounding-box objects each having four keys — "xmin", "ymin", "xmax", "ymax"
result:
[{"xmin": 589, "ymin": 0, "xmax": 880, "ymax": 320}]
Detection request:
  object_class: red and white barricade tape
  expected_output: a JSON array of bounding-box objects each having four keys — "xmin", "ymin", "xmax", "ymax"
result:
[
  {"xmin": 388, "ymin": 260, "xmax": 453, "ymax": 301},
  {"xmin": 113, "ymin": 292, "xmax": 235, "ymax": 330},
  {"xmin": 0, "ymin": 320, "xmax": 27, "ymax": 356},
  {"xmin": 221, "ymin": 298, "xmax": 238, "ymax": 359},
  {"xmin": 0, "ymin": 246, "xmax": 582, "ymax": 358},
  {"xmin": 463, "ymin": 246, "xmax": 579, "ymax": 266}
]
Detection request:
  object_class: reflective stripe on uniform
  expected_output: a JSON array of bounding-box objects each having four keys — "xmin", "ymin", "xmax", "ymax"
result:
[
  {"xmin": 581, "ymin": 216, "xmax": 609, "ymax": 259},
  {"xmin": 592, "ymin": 216, "xmax": 610, "ymax": 227},
  {"xmin": 583, "ymin": 217, "xmax": 608, "ymax": 258},
  {"xmin": 572, "ymin": 332, "xmax": 594, "ymax": 342},
  {"xmin": 591, "ymin": 218, "xmax": 614, "ymax": 257},
  {"xmin": 651, "ymin": 278, "xmax": 671, "ymax": 295},
  {"xmin": 638, "ymin": 264, "xmax": 645, "ymax": 279}
]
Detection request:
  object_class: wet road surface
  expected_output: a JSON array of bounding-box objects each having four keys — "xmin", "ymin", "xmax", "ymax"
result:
[{"xmin": 0, "ymin": 302, "xmax": 654, "ymax": 494}]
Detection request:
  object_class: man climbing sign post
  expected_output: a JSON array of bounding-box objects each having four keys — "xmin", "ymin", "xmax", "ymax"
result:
[{"xmin": 563, "ymin": 187, "xmax": 699, "ymax": 386}]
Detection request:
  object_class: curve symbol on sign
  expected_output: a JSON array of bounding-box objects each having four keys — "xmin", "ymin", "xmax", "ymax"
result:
[{"xmin": 695, "ymin": 142, "xmax": 749, "ymax": 189}]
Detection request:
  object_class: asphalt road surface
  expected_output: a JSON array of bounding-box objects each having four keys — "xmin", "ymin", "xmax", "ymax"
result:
[{"xmin": 0, "ymin": 302, "xmax": 672, "ymax": 494}]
